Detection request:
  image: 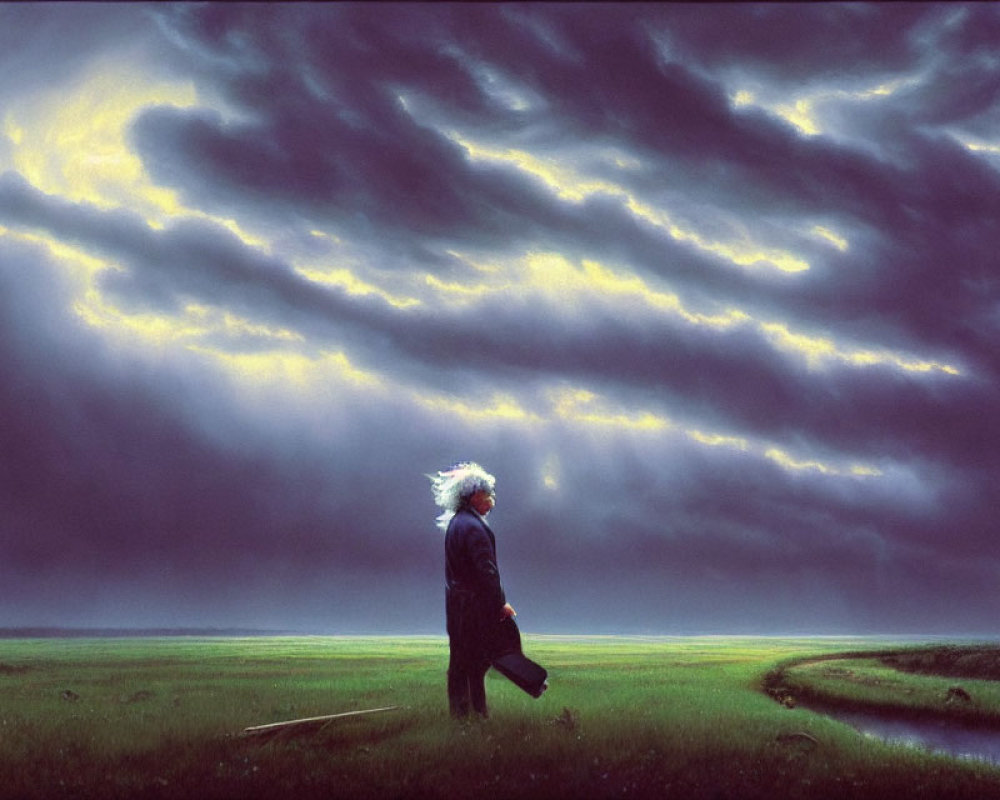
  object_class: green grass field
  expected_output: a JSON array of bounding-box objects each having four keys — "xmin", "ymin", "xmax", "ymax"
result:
[{"xmin": 2, "ymin": 636, "xmax": 1000, "ymax": 799}]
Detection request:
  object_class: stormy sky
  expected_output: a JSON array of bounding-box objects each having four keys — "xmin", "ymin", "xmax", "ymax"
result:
[{"xmin": 1, "ymin": 3, "xmax": 998, "ymax": 635}]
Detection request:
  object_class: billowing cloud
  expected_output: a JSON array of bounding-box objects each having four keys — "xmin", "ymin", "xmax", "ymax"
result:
[{"xmin": 1, "ymin": 3, "xmax": 998, "ymax": 635}]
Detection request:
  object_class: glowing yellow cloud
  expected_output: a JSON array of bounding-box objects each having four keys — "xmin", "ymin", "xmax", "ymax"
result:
[
  {"xmin": 61, "ymin": 262, "xmax": 882, "ymax": 481},
  {"xmin": 297, "ymin": 265, "xmax": 421, "ymax": 309},
  {"xmin": 424, "ymin": 274, "xmax": 501, "ymax": 299},
  {"xmin": 450, "ymin": 136, "xmax": 620, "ymax": 203},
  {"xmin": 686, "ymin": 430, "xmax": 750, "ymax": 451},
  {"xmin": 447, "ymin": 130, "xmax": 809, "ymax": 274},
  {"xmin": 433, "ymin": 250, "xmax": 961, "ymax": 379},
  {"xmin": 731, "ymin": 75, "xmax": 917, "ymax": 139},
  {"xmin": 190, "ymin": 346, "xmax": 381, "ymax": 390},
  {"xmin": 3, "ymin": 56, "xmax": 264, "ymax": 248},
  {"xmin": 309, "ymin": 229, "xmax": 343, "ymax": 244},
  {"xmin": 764, "ymin": 447, "xmax": 883, "ymax": 478},
  {"xmin": 72, "ymin": 291, "xmax": 307, "ymax": 349},
  {"xmin": 444, "ymin": 249, "xmax": 503, "ymax": 274},
  {"xmin": 435, "ymin": 250, "xmax": 753, "ymax": 330},
  {"xmin": 0, "ymin": 227, "xmax": 111, "ymax": 280},
  {"xmin": 540, "ymin": 454, "xmax": 561, "ymax": 491},
  {"xmin": 759, "ymin": 322, "xmax": 960, "ymax": 375},
  {"xmin": 850, "ymin": 465, "xmax": 883, "ymax": 477},
  {"xmin": 425, "ymin": 252, "xmax": 510, "ymax": 300},
  {"xmin": 549, "ymin": 387, "xmax": 670, "ymax": 432},
  {"xmin": 765, "ymin": 447, "xmax": 835, "ymax": 474},
  {"xmin": 775, "ymin": 99, "xmax": 820, "ymax": 136},
  {"xmin": 6, "ymin": 61, "xmax": 194, "ymax": 212},
  {"xmin": 0, "ymin": 228, "xmax": 216, "ymax": 348},
  {"xmin": 412, "ymin": 392, "xmax": 540, "ymax": 424},
  {"xmin": 759, "ymin": 322, "xmax": 836, "ymax": 367},
  {"xmin": 623, "ymin": 197, "xmax": 810, "ymax": 273},
  {"xmin": 73, "ymin": 291, "xmax": 213, "ymax": 346},
  {"xmin": 687, "ymin": 426, "xmax": 882, "ymax": 478},
  {"xmin": 576, "ymin": 257, "xmax": 751, "ymax": 328},
  {"xmin": 542, "ymin": 384, "xmax": 883, "ymax": 480},
  {"xmin": 416, "ymin": 377, "xmax": 875, "ymax": 483},
  {"xmin": 957, "ymin": 137, "xmax": 1000, "ymax": 155},
  {"xmin": 3, "ymin": 114, "xmax": 24, "ymax": 146},
  {"xmin": 811, "ymin": 225, "xmax": 849, "ymax": 252},
  {"xmin": 220, "ymin": 312, "xmax": 304, "ymax": 343}
]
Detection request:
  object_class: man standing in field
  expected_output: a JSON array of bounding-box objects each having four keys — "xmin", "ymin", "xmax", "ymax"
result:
[{"xmin": 430, "ymin": 462, "xmax": 546, "ymax": 718}]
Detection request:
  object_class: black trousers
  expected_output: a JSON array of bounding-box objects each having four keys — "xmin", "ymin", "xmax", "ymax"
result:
[
  {"xmin": 446, "ymin": 606, "xmax": 548, "ymax": 717},
  {"xmin": 446, "ymin": 588, "xmax": 493, "ymax": 718},
  {"xmin": 447, "ymin": 635, "xmax": 491, "ymax": 718}
]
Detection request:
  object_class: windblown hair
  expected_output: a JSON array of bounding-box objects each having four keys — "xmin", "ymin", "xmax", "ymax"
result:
[{"xmin": 428, "ymin": 462, "xmax": 496, "ymax": 531}]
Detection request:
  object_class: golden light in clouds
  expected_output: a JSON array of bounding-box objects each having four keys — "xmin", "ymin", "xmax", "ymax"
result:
[
  {"xmin": 4, "ymin": 58, "xmax": 197, "ymax": 217},
  {"xmin": 2, "ymin": 56, "xmax": 263, "ymax": 248},
  {"xmin": 190, "ymin": 346, "xmax": 382, "ymax": 391},
  {"xmin": 446, "ymin": 129, "xmax": 811, "ymax": 274},
  {"xmin": 0, "ymin": 29, "xmax": 959, "ymax": 499},
  {"xmin": 296, "ymin": 265, "xmax": 421, "ymax": 309},
  {"xmin": 759, "ymin": 322, "xmax": 960, "ymax": 375},
  {"xmin": 730, "ymin": 75, "xmax": 918, "ymax": 140},
  {"xmin": 549, "ymin": 386, "xmax": 672, "ymax": 432},
  {"xmin": 810, "ymin": 225, "xmax": 849, "ymax": 252}
]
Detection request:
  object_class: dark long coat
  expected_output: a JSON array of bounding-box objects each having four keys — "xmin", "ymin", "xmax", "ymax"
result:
[
  {"xmin": 444, "ymin": 506, "xmax": 548, "ymax": 697},
  {"xmin": 444, "ymin": 506, "xmax": 506, "ymax": 657}
]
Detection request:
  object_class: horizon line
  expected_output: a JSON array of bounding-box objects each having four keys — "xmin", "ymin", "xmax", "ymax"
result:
[{"xmin": 1, "ymin": 627, "xmax": 997, "ymax": 641}]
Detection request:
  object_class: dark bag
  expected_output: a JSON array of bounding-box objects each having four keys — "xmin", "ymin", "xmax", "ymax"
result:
[{"xmin": 489, "ymin": 617, "xmax": 547, "ymax": 697}]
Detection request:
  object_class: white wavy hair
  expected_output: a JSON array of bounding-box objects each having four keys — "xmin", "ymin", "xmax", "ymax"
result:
[{"xmin": 428, "ymin": 462, "xmax": 496, "ymax": 531}]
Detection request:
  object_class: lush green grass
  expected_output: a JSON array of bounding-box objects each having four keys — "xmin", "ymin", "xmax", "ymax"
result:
[
  {"xmin": 2, "ymin": 636, "xmax": 1000, "ymax": 799},
  {"xmin": 774, "ymin": 644, "xmax": 1000, "ymax": 726}
]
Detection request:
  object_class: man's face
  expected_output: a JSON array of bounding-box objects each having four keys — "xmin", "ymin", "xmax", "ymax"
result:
[{"xmin": 470, "ymin": 489, "xmax": 495, "ymax": 516}]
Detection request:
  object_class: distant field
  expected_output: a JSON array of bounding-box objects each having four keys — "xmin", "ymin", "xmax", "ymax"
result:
[{"xmin": 2, "ymin": 635, "xmax": 1000, "ymax": 799}]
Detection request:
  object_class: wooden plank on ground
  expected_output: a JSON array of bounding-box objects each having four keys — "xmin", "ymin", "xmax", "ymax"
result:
[{"xmin": 241, "ymin": 705, "xmax": 402, "ymax": 737}]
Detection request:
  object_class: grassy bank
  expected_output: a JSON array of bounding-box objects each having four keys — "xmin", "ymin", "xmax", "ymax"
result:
[
  {"xmin": 2, "ymin": 636, "xmax": 1000, "ymax": 799},
  {"xmin": 768, "ymin": 644, "xmax": 1000, "ymax": 727}
]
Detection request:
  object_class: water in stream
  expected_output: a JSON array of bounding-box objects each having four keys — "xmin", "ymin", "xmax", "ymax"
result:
[{"xmin": 812, "ymin": 704, "xmax": 1000, "ymax": 765}]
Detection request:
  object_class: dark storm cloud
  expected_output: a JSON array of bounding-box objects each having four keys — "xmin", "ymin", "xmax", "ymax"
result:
[
  {"xmin": 648, "ymin": 3, "xmax": 934, "ymax": 78},
  {"xmin": 0, "ymin": 233, "xmax": 447, "ymax": 628},
  {"xmin": 4, "ymin": 163, "xmax": 988, "ymax": 495},
  {"xmin": 0, "ymin": 171, "xmax": 404, "ymax": 348},
  {"xmin": 135, "ymin": 4, "xmax": 760, "ymax": 235},
  {"xmin": 133, "ymin": 3, "xmax": 1000, "ymax": 370},
  {"xmin": 904, "ymin": 7, "xmax": 1000, "ymax": 127},
  {"xmin": 0, "ymin": 158, "xmax": 993, "ymax": 537},
  {"xmin": 2, "ymin": 3, "xmax": 999, "ymax": 633},
  {"xmin": 133, "ymin": 5, "xmax": 567, "ymax": 241}
]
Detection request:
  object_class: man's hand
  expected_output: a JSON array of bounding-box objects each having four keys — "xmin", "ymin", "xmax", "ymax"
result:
[{"xmin": 501, "ymin": 603, "xmax": 516, "ymax": 620}]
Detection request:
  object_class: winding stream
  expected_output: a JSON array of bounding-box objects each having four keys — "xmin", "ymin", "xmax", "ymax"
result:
[
  {"xmin": 807, "ymin": 701, "xmax": 1000, "ymax": 764},
  {"xmin": 767, "ymin": 649, "xmax": 1000, "ymax": 765}
]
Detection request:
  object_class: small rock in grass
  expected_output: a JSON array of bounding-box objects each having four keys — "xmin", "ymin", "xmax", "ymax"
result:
[{"xmin": 945, "ymin": 685, "xmax": 972, "ymax": 704}]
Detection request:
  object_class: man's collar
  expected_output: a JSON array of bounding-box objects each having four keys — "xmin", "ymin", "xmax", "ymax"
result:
[{"xmin": 467, "ymin": 506, "xmax": 494, "ymax": 532}]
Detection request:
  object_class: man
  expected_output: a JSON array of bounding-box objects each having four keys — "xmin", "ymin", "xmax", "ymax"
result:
[{"xmin": 429, "ymin": 462, "xmax": 545, "ymax": 718}]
